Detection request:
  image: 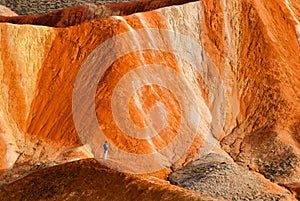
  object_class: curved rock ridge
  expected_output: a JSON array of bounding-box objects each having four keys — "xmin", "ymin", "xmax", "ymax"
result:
[
  {"xmin": 0, "ymin": 5, "xmax": 17, "ymax": 17},
  {"xmin": 0, "ymin": 159, "xmax": 216, "ymax": 201},
  {"xmin": 0, "ymin": 0, "xmax": 299, "ymax": 200}
]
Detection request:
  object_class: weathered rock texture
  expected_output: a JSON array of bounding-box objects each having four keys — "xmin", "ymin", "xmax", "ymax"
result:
[
  {"xmin": 0, "ymin": 0, "xmax": 198, "ymax": 27},
  {"xmin": 169, "ymin": 154, "xmax": 294, "ymax": 200},
  {"xmin": 0, "ymin": 0, "xmax": 299, "ymax": 200},
  {"xmin": 0, "ymin": 0, "xmax": 137, "ymax": 15}
]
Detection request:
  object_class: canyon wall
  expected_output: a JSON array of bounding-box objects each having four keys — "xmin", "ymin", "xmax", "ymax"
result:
[{"xmin": 0, "ymin": 0, "xmax": 299, "ymax": 199}]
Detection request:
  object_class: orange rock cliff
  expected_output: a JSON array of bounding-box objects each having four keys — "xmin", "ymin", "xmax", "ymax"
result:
[{"xmin": 0, "ymin": 0, "xmax": 299, "ymax": 200}]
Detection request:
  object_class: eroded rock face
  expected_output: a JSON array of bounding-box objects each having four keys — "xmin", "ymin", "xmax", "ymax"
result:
[
  {"xmin": 0, "ymin": 0, "xmax": 299, "ymax": 200},
  {"xmin": 0, "ymin": 0, "xmax": 228, "ymax": 174}
]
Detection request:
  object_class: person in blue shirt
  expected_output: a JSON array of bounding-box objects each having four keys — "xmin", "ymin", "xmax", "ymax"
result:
[{"xmin": 103, "ymin": 141, "xmax": 109, "ymax": 160}]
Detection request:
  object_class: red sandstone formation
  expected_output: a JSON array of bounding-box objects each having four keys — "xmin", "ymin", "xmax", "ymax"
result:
[{"xmin": 0, "ymin": 0, "xmax": 299, "ymax": 200}]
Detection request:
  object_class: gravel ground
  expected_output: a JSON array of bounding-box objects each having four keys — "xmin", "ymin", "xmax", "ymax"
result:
[{"xmin": 168, "ymin": 154, "xmax": 287, "ymax": 201}]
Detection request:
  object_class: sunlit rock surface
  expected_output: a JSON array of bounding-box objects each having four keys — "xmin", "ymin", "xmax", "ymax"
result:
[
  {"xmin": 0, "ymin": 0, "xmax": 299, "ymax": 200},
  {"xmin": 0, "ymin": 6, "xmax": 17, "ymax": 17},
  {"xmin": 0, "ymin": 5, "xmax": 17, "ymax": 16}
]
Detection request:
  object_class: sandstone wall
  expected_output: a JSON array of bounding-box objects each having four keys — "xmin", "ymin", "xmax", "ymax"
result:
[{"xmin": 0, "ymin": 0, "xmax": 300, "ymax": 199}]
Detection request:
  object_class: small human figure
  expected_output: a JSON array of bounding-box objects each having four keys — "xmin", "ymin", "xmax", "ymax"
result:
[{"xmin": 103, "ymin": 141, "xmax": 109, "ymax": 160}]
